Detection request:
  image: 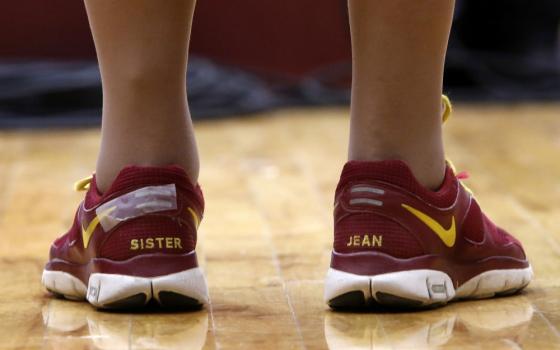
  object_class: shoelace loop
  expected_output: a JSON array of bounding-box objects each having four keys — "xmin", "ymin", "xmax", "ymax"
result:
[
  {"xmin": 442, "ymin": 95, "xmax": 452, "ymax": 123},
  {"xmin": 74, "ymin": 176, "xmax": 93, "ymax": 192}
]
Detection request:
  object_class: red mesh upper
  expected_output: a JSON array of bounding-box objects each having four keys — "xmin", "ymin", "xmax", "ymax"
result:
[
  {"xmin": 460, "ymin": 199, "xmax": 485, "ymax": 243},
  {"xmin": 335, "ymin": 213, "xmax": 424, "ymax": 258},
  {"xmin": 334, "ymin": 160, "xmax": 526, "ymax": 261},
  {"xmin": 337, "ymin": 160, "xmax": 458, "ymax": 208},
  {"xmin": 99, "ymin": 215, "xmax": 196, "ymax": 260}
]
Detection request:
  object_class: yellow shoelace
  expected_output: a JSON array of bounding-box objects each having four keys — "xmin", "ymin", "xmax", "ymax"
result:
[
  {"xmin": 74, "ymin": 176, "xmax": 93, "ymax": 192},
  {"xmin": 442, "ymin": 95, "xmax": 473, "ymax": 195},
  {"xmin": 442, "ymin": 94, "xmax": 452, "ymax": 123}
]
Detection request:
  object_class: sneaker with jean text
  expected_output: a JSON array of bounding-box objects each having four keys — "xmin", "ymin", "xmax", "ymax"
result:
[{"xmin": 324, "ymin": 98, "xmax": 532, "ymax": 309}]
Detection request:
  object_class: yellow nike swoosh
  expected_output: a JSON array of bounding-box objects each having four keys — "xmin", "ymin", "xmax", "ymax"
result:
[
  {"xmin": 187, "ymin": 207, "xmax": 200, "ymax": 229},
  {"xmin": 81, "ymin": 206, "xmax": 116, "ymax": 248},
  {"xmin": 401, "ymin": 204, "xmax": 456, "ymax": 247}
]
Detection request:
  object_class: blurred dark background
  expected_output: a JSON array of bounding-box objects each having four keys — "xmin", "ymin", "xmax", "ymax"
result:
[{"xmin": 0, "ymin": 0, "xmax": 559, "ymax": 127}]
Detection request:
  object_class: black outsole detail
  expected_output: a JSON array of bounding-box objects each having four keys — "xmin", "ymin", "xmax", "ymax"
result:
[
  {"xmin": 328, "ymin": 291, "xmax": 368, "ymax": 309},
  {"xmin": 103, "ymin": 293, "xmax": 147, "ymax": 309},
  {"xmin": 158, "ymin": 292, "xmax": 202, "ymax": 310},
  {"xmin": 328, "ymin": 290, "xmax": 439, "ymax": 311},
  {"xmin": 424, "ymin": 302, "xmax": 447, "ymax": 310},
  {"xmin": 375, "ymin": 292, "xmax": 424, "ymax": 308}
]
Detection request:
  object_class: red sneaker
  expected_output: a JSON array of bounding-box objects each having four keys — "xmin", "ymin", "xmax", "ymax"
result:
[
  {"xmin": 324, "ymin": 160, "xmax": 532, "ymax": 309},
  {"xmin": 42, "ymin": 166, "xmax": 208, "ymax": 309}
]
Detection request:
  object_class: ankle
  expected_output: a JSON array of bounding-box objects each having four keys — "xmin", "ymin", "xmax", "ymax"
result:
[
  {"xmin": 95, "ymin": 112, "xmax": 199, "ymax": 193},
  {"xmin": 348, "ymin": 143, "xmax": 446, "ymax": 190}
]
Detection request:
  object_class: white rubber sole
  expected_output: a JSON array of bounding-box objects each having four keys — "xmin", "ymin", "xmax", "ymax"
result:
[
  {"xmin": 324, "ymin": 266, "xmax": 533, "ymax": 308},
  {"xmin": 42, "ymin": 267, "xmax": 208, "ymax": 309}
]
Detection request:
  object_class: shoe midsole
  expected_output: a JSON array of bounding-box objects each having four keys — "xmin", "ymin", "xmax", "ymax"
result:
[
  {"xmin": 330, "ymin": 250, "xmax": 529, "ymax": 287},
  {"xmin": 324, "ymin": 266, "xmax": 533, "ymax": 304}
]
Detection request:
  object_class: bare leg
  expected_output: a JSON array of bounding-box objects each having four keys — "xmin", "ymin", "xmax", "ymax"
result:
[
  {"xmin": 85, "ymin": 0, "xmax": 198, "ymax": 191},
  {"xmin": 348, "ymin": 0, "xmax": 455, "ymax": 189}
]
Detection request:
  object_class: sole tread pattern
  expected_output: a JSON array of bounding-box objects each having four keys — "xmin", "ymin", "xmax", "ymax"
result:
[
  {"xmin": 157, "ymin": 292, "xmax": 202, "ymax": 310},
  {"xmin": 104, "ymin": 293, "xmax": 147, "ymax": 309}
]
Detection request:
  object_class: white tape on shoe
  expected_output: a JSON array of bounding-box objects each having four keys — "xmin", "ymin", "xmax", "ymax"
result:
[{"xmin": 96, "ymin": 184, "xmax": 178, "ymax": 231}]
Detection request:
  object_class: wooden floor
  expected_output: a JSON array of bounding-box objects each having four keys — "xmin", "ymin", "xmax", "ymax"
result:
[{"xmin": 1, "ymin": 104, "xmax": 560, "ymax": 349}]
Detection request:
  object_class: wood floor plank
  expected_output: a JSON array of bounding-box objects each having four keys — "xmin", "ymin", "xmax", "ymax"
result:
[{"xmin": 1, "ymin": 104, "xmax": 559, "ymax": 349}]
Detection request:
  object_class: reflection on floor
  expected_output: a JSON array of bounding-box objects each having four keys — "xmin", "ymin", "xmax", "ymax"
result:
[
  {"xmin": 324, "ymin": 296, "xmax": 534, "ymax": 349},
  {"xmin": 41, "ymin": 294, "xmax": 534, "ymax": 350},
  {"xmin": 1, "ymin": 104, "xmax": 560, "ymax": 349},
  {"xmin": 43, "ymin": 300, "xmax": 209, "ymax": 350}
]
